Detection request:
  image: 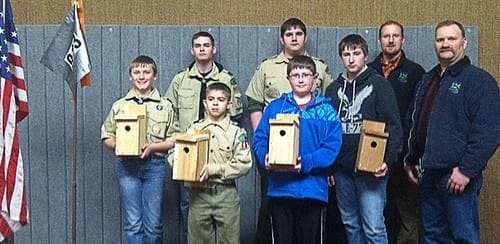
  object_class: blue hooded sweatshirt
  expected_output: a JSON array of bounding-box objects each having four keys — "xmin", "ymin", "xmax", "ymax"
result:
[{"xmin": 252, "ymin": 91, "xmax": 342, "ymax": 203}]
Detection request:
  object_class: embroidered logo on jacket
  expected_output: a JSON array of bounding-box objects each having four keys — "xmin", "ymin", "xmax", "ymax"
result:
[
  {"xmin": 398, "ymin": 72, "xmax": 408, "ymax": 83},
  {"xmin": 449, "ymin": 82, "xmax": 462, "ymax": 94}
]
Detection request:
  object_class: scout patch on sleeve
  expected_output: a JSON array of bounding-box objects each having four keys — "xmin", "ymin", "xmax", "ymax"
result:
[
  {"xmin": 239, "ymin": 133, "xmax": 249, "ymax": 150},
  {"xmin": 230, "ymin": 77, "xmax": 237, "ymax": 85}
]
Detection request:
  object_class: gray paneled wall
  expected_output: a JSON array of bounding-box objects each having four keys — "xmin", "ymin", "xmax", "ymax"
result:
[{"xmin": 15, "ymin": 25, "xmax": 478, "ymax": 244}]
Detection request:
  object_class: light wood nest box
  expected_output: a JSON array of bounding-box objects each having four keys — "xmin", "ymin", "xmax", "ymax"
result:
[
  {"xmin": 173, "ymin": 130, "xmax": 210, "ymax": 181},
  {"xmin": 268, "ymin": 114, "xmax": 300, "ymax": 170},
  {"xmin": 355, "ymin": 120, "xmax": 389, "ymax": 173},
  {"xmin": 115, "ymin": 104, "xmax": 147, "ymax": 156}
]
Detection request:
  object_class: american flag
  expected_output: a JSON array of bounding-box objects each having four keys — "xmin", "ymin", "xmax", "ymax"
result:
[{"xmin": 0, "ymin": 0, "xmax": 29, "ymax": 241}]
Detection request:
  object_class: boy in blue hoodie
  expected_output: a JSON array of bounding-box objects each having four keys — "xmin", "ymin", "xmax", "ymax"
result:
[
  {"xmin": 252, "ymin": 55, "xmax": 342, "ymax": 244},
  {"xmin": 325, "ymin": 34, "xmax": 403, "ymax": 243}
]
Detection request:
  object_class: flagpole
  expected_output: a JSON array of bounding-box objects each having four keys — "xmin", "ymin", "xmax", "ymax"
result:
[
  {"xmin": 72, "ymin": 87, "xmax": 78, "ymax": 244},
  {"xmin": 72, "ymin": 2, "xmax": 78, "ymax": 243},
  {"xmin": 71, "ymin": 3, "xmax": 79, "ymax": 243}
]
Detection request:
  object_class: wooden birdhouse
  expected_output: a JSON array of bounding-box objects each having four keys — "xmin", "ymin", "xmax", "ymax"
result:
[
  {"xmin": 173, "ymin": 130, "xmax": 210, "ymax": 181},
  {"xmin": 355, "ymin": 120, "xmax": 389, "ymax": 173},
  {"xmin": 268, "ymin": 114, "xmax": 300, "ymax": 170},
  {"xmin": 115, "ymin": 104, "xmax": 147, "ymax": 156}
]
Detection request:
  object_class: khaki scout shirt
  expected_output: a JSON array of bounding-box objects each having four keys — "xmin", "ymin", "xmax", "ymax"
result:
[
  {"xmin": 187, "ymin": 115, "xmax": 252, "ymax": 184},
  {"xmin": 245, "ymin": 51, "xmax": 332, "ymax": 107},
  {"xmin": 165, "ymin": 62, "xmax": 243, "ymax": 133},
  {"xmin": 101, "ymin": 88, "xmax": 177, "ymax": 156}
]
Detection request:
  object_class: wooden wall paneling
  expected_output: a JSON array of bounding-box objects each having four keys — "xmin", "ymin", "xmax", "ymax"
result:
[
  {"xmin": 179, "ymin": 26, "xmax": 201, "ymax": 71},
  {"xmin": 256, "ymin": 26, "xmax": 279, "ymax": 68},
  {"xmin": 414, "ymin": 26, "xmax": 436, "ymax": 72},
  {"xmin": 138, "ymin": 26, "xmax": 164, "ymax": 92},
  {"xmin": 214, "ymin": 26, "xmax": 235, "ymax": 77},
  {"xmin": 157, "ymin": 25, "xmax": 182, "ymax": 244},
  {"xmin": 402, "ymin": 26, "xmax": 420, "ymax": 67},
  {"xmin": 81, "ymin": 25, "xmax": 105, "ymax": 244},
  {"xmin": 25, "ymin": 25, "xmax": 51, "ymax": 244},
  {"xmin": 464, "ymin": 27, "xmax": 479, "ymax": 66},
  {"xmin": 158, "ymin": 26, "xmax": 182, "ymax": 90},
  {"xmin": 306, "ymin": 27, "xmax": 319, "ymax": 59},
  {"xmin": 47, "ymin": 32, "xmax": 72, "ymax": 244},
  {"xmin": 100, "ymin": 25, "xmax": 125, "ymax": 244},
  {"xmin": 317, "ymin": 27, "xmax": 338, "ymax": 79},
  {"xmin": 357, "ymin": 26, "xmax": 379, "ymax": 63},
  {"xmin": 234, "ymin": 27, "xmax": 260, "ymax": 242},
  {"xmin": 119, "ymin": 26, "xmax": 140, "ymax": 96}
]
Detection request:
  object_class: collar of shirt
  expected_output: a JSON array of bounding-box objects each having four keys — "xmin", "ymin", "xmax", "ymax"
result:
[
  {"xmin": 275, "ymin": 51, "xmax": 311, "ymax": 64},
  {"xmin": 124, "ymin": 87, "xmax": 161, "ymax": 103},
  {"xmin": 188, "ymin": 61, "xmax": 220, "ymax": 81},
  {"xmin": 440, "ymin": 56, "xmax": 471, "ymax": 77},
  {"xmin": 381, "ymin": 52, "xmax": 402, "ymax": 78},
  {"xmin": 342, "ymin": 65, "xmax": 369, "ymax": 82},
  {"xmin": 199, "ymin": 114, "xmax": 231, "ymax": 132}
]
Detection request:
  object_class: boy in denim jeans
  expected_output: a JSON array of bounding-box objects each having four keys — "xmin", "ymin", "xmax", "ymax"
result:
[
  {"xmin": 325, "ymin": 34, "xmax": 403, "ymax": 243},
  {"xmin": 101, "ymin": 55, "xmax": 177, "ymax": 244}
]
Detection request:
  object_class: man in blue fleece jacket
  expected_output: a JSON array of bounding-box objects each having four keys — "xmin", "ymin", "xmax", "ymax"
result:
[
  {"xmin": 252, "ymin": 55, "xmax": 342, "ymax": 244},
  {"xmin": 404, "ymin": 20, "xmax": 499, "ymax": 243}
]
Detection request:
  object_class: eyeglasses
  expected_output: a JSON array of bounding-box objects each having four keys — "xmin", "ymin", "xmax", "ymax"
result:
[{"xmin": 288, "ymin": 73, "xmax": 315, "ymax": 80}]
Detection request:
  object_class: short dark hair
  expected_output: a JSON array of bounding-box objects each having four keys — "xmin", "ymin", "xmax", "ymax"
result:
[
  {"xmin": 287, "ymin": 55, "xmax": 316, "ymax": 76},
  {"xmin": 435, "ymin": 20, "xmax": 466, "ymax": 37},
  {"xmin": 129, "ymin": 55, "xmax": 157, "ymax": 75},
  {"xmin": 338, "ymin": 34, "xmax": 369, "ymax": 57},
  {"xmin": 379, "ymin": 20, "xmax": 405, "ymax": 38},
  {"xmin": 280, "ymin": 17, "xmax": 307, "ymax": 38},
  {"xmin": 206, "ymin": 82, "xmax": 231, "ymax": 100},
  {"xmin": 192, "ymin": 31, "xmax": 215, "ymax": 46}
]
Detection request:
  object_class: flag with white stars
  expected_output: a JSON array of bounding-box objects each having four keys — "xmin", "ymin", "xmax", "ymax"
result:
[{"xmin": 0, "ymin": 0, "xmax": 30, "ymax": 241}]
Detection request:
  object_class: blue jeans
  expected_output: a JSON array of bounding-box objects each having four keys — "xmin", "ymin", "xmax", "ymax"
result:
[
  {"xmin": 179, "ymin": 183, "xmax": 191, "ymax": 244},
  {"xmin": 333, "ymin": 170, "xmax": 388, "ymax": 244},
  {"xmin": 116, "ymin": 156, "xmax": 166, "ymax": 244},
  {"xmin": 419, "ymin": 169, "xmax": 482, "ymax": 244}
]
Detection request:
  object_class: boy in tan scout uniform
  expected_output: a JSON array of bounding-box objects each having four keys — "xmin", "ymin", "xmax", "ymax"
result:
[
  {"xmin": 246, "ymin": 18, "xmax": 331, "ymax": 130},
  {"xmin": 165, "ymin": 31, "xmax": 244, "ymax": 244},
  {"xmin": 166, "ymin": 31, "xmax": 243, "ymax": 132},
  {"xmin": 186, "ymin": 82, "xmax": 252, "ymax": 244},
  {"xmin": 101, "ymin": 55, "xmax": 177, "ymax": 243},
  {"xmin": 245, "ymin": 17, "xmax": 332, "ymax": 243}
]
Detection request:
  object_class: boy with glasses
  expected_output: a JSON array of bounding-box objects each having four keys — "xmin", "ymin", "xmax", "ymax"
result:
[{"xmin": 252, "ymin": 55, "xmax": 342, "ymax": 244}]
